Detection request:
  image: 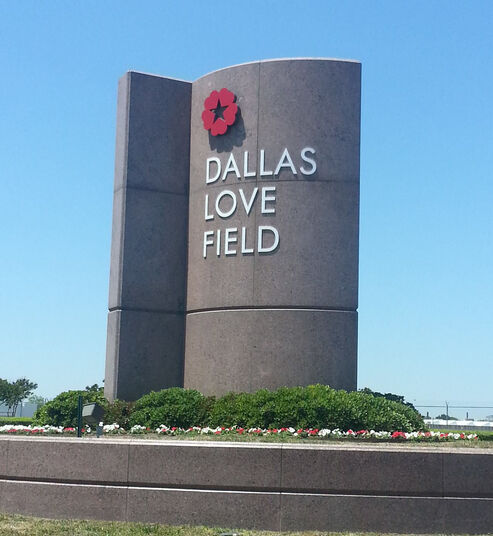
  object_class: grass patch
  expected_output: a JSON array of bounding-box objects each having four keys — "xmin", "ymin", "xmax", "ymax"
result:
[
  {"xmin": 2, "ymin": 513, "xmax": 488, "ymax": 536},
  {"xmin": 0, "ymin": 417, "xmax": 33, "ymax": 425}
]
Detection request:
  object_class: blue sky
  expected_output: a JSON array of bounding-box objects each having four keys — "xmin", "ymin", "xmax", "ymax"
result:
[{"xmin": 1, "ymin": 2, "xmax": 492, "ymax": 417}]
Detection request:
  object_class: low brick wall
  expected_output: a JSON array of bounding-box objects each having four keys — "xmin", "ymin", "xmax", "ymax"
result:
[{"xmin": 1, "ymin": 437, "xmax": 492, "ymax": 533}]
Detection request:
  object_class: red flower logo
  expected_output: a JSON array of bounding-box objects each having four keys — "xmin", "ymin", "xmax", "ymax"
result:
[{"xmin": 202, "ymin": 88, "xmax": 238, "ymax": 136}]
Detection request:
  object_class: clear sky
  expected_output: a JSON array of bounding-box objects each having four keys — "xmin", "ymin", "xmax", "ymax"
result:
[{"xmin": 1, "ymin": 2, "xmax": 492, "ymax": 417}]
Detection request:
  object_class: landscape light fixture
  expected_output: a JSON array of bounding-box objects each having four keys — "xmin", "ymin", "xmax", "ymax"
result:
[{"xmin": 82, "ymin": 402, "xmax": 105, "ymax": 426}]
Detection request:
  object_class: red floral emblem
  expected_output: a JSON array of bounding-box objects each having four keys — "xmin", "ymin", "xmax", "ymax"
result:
[{"xmin": 202, "ymin": 88, "xmax": 238, "ymax": 136}]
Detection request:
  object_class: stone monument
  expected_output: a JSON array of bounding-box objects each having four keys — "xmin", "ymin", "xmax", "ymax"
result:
[{"xmin": 105, "ymin": 58, "xmax": 361, "ymax": 401}]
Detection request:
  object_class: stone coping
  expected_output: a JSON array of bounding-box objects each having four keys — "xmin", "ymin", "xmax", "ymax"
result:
[{"xmin": 1, "ymin": 435, "xmax": 491, "ymax": 454}]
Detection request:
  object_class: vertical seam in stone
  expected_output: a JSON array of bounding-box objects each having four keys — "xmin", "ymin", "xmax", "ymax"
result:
[
  {"xmin": 279, "ymin": 444, "xmax": 283, "ymax": 531},
  {"xmin": 441, "ymin": 451, "xmax": 445, "ymax": 498},
  {"xmin": 441, "ymin": 452, "xmax": 445, "ymax": 532},
  {"xmin": 182, "ymin": 82, "xmax": 193, "ymax": 386}
]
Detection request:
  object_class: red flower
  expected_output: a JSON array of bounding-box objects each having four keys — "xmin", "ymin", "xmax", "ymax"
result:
[{"xmin": 202, "ymin": 88, "xmax": 238, "ymax": 136}]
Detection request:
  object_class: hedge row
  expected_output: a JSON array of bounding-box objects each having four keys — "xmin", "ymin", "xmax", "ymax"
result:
[{"xmin": 34, "ymin": 385, "xmax": 425, "ymax": 433}]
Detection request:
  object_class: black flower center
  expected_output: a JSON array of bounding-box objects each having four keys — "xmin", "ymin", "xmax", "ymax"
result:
[{"xmin": 212, "ymin": 102, "xmax": 228, "ymax": 121}]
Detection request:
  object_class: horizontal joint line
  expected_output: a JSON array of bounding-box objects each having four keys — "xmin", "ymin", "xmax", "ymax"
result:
[{"xmin": 186, "ymin": 306, "xmax": 356, "ymax": 315}]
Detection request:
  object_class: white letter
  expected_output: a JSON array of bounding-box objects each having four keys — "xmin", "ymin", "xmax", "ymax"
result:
[
  {"xmin": 203, "ymin": 231, "xmax": 214, "ymax": 258},
  {"xmin": 274, "ymin": 148, "xmax": 297, "ymax": 176},
  {"xmin": 300, "ymin": 147, "xmax": 317, "ymax": 175},
  {"xmin": 204, "ymin": 194, "xmax": 213, "ymax": 221},
  {"xmin": 259, "ymin": 149, "xmax": 273, "ymax": 177},
  {"xmin": 261, "ymin": 186, "xmax": 276, "ymax": 214},
  {"xmin": 241, "ymin": 226, "xmax": 254, "ymax": 254},
  {"xmin": 215, "ymin": 190, "xmax": 237, "ymax": 218},
  {"xmin": 206, "ymin": 157, "xmax": 221, "ymax": 183},
  {"xmin": 258, "ymin": 226, "xmax": 280, "ymax": 253},
  {"xmin": 243, "ymin": 151, "xmax": 256, "ymax": 178},
  {"xmin": 239, "ymin": 187, "xmax": 258, "ymax": 216},
  {"xmin": 224, "ymin": 228, "xmax": 238, "ymax": 256},
  {"xmin": 222, "ymin": 153, "xmax": 241, "ymax": 181},
  {"xmin": 216, "ymin": 229, "xmax": 221, "ymax": 257}
]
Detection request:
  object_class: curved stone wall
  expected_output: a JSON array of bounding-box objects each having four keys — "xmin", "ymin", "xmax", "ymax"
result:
[
  {"xmin": 185, "ymin": 59, "xmax": 360, "ymax": 395},
  {"xmin": 1, "ymin": 437, "xmax": 492, "ymax": 533}
]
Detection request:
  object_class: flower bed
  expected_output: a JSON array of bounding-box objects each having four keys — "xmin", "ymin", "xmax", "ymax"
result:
[{"xmin": 0, "ymin": 423, "xmax": 479, "ymax": 442}]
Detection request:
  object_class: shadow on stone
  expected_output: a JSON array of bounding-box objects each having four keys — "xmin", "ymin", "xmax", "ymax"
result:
[{"xmin": 209, "ymin": 111, "xmax": 246, "ymax": 153}]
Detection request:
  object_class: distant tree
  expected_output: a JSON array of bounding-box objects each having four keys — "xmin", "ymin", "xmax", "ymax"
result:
[
  {"xmin": 359, "ymin": 387, "xmax": 417, "ymax": 411},
  {"xmin": 0, "ymin": 379, "xmax": 9, "ymax": 412},
  {"xmin": 0, "ymin": 378, "xmax": 38, "ymax": 417},
  {"xmin": 435, "ymin": 413, "xmax": 458, "ymax": 420},
  {"xmin": 28, "ymin": 394, "xmax": 48, "ymax": 409},
  {"xmin": 85, "ymin": 384, "xmax": 103, "ymax": 393}
]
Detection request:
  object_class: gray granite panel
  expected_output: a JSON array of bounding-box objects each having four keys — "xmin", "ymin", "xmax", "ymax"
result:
[
  {"xmin": 442, "ymin": 497, "xmax": 493, "ymax": 533},
  {"xmin": 128, "ymin": 442, "xmax": 281, "ymax": 490},
  {"xmin": 187, "ymin": 182, "xmax": 257, "ymax": 310},
  {"xmin": 6, "ymin": 438, "xmax": 128, "ymax": 483},
  {"xmin": 281, "ymin": 446, "xmax": 442, "ymax": 496},
  {"xmin": 280, "ymin": 493, "xmax": 444, "ymax": 533},
  {"xmin": 105, "ymin": 309, "xmax": 184, "ymax": 402},
  {"xmin": 127, "ymin": 487, "xmax": 280, "ymax": 530},
  {"xmin": 443, "ymin": 451, "xmax": 493, "ymax": 497},
  {"xmin": 184, "ymin": 309, "xmax": 356, "ymax": 395},
  {"xmin": 116, "ymin": 188, "xmax": 188, "ymax": 312},
  {"xmin": 1, "ymin": 480, "xmax": 126, "ymax": 521},
  {"xmin": 258, "ymin": 59, "xmax": 361, "ymax": 183},
  {"xmin": 116, "ymin": 71, "xmax": 191, "ymax": 194},
  {"xmin": 253, "ymin": 180, "xmax": 359, "ymax": 309}
]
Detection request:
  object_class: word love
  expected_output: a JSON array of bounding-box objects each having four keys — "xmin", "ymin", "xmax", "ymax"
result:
[
  {"xmin": 204, "ymin": 186, "xmax": 276, "ymax": 220},
  {"xmin": 206, "ymin": 147, "xmax": 316, "ymax": 183}
]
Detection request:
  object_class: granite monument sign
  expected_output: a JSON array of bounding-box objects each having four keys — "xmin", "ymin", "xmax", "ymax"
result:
[{"xmin": 105, "ymin": 58, "xmax": 361, "ymax": 401}]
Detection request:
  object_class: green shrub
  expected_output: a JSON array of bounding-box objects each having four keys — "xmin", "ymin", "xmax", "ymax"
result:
[
  {"xmin": 103, "ymin": 399, "xmax": 135, "ymax": 429},
  {"xmin": 33, "ymin": 388, "xmax": 106, "ymax": 428},
  {"xmin": 210, "ymin": 385, "xmax": 425, "ymax": 432},
  {"xmin": 0, "ymin": 416, "xmax": 33, "ymax": 426},
  {"xmin": 129, "ymin": 388, "xmax": 214, "ymax": 429}
]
